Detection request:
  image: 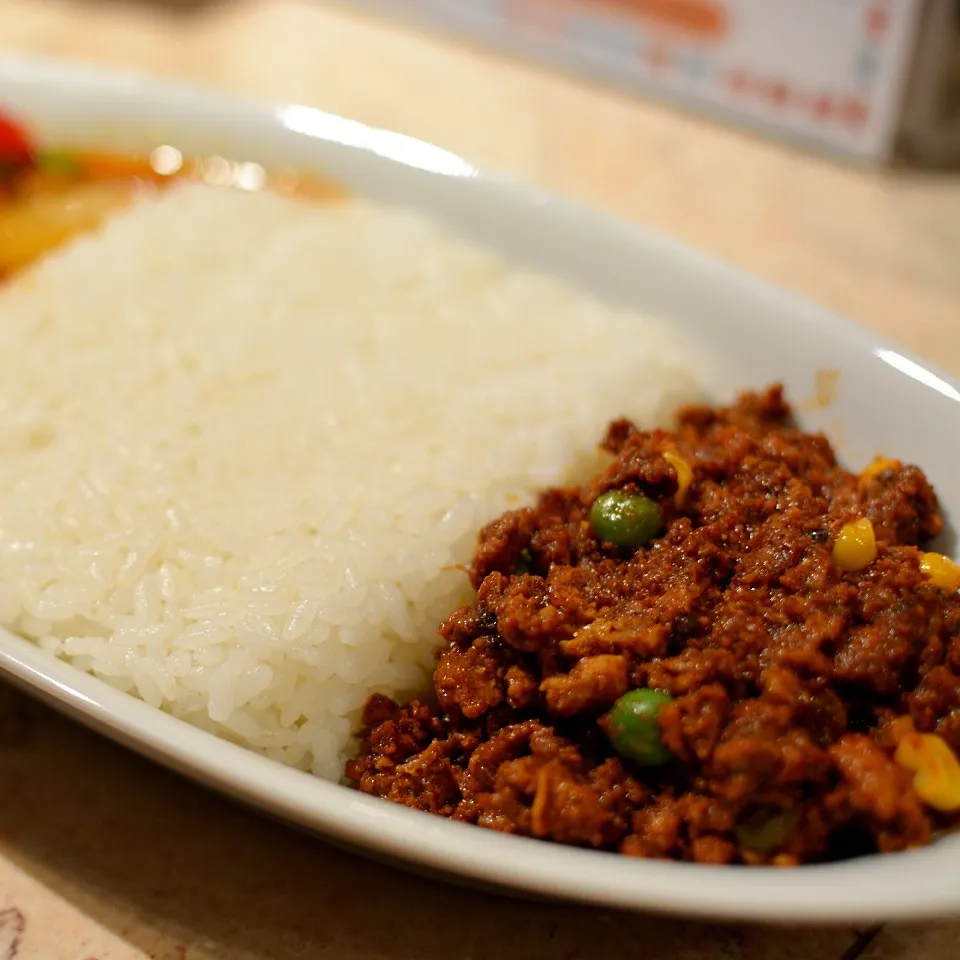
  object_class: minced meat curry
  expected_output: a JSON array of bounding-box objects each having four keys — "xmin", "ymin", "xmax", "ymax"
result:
[{"xmin": 348, "ymin": 388, "xmax": 960, "ymax": 866}]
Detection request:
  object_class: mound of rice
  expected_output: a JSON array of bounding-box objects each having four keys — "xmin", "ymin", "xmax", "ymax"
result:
[{"xmin": 0, "ymin": 183, "xmax": 703, "ymax": 779}]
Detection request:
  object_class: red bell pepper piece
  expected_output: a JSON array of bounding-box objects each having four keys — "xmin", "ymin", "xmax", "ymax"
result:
[{"xmin": 0, "ymin": 111, "xmax": 34, "ymax": 170}]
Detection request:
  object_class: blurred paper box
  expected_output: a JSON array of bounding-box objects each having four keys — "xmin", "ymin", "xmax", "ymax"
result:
[{"xmin": 340, "ymin": 0, "xmax": 960, "ymax": 164}]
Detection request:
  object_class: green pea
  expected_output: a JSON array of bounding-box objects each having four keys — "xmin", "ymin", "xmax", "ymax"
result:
[
  {"xmin": 37, "ymin": 149, "xmax": 79, "ymax": 176},
  {"xmin": 514, "ymin": 548, "xmax": 533, "ymax": 576},
  {"xmin": 734, "ymin": 805, "xmax": 802, "ymax": 853},
  {"xmin": 604, "ymin": 688, "xmax": 674, "ymax": 767},
  {"xmin": 590, "ymin": 490, "xmax": 662, "ymax": 547}
]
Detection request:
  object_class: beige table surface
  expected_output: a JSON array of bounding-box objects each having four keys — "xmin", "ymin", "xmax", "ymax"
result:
[{"xmin": 1, "ymin": 1, "xmax": 959, "ymax": 957}]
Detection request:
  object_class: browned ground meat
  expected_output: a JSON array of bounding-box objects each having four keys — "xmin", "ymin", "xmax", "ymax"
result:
[{"xmin": 347, "ymin": 385, "xmax": 960, "ymax": 865}]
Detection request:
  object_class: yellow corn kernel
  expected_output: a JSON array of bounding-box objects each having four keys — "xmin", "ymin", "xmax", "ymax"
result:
[
  {"xmin": 663, "ymin": 449, "xmax": 693, "ymax": 504},
  {"xmin": 895, "ymin": 733, "xmax": 960, "ymax": 813},
  {"xmin": 832, "ymin": 518, "xmax": 877, "ymax": 572},
  {"xmin": 920, "ymin": 553, "xmax": 960, "ymax": 593},
  {"xmin": 858, "ymin": 456, "xmax": 900, "ymax": 491}
]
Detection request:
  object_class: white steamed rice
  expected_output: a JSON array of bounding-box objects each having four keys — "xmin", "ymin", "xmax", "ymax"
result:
[{"xmin": 0, "ymin": 182, "xmax": 704, "ymax": 779}]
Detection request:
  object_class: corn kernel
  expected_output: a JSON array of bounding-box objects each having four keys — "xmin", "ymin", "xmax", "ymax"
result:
[
  {"xmin": 895, "ymin": 733, "xmax": 960, "ymax": 812},
  {"xmin": 920, "ymin": 553, "xmax": 960, "ymax": 593},
  {"xmin": 832, "ymin": 518, "xmax": 877, "ymax": 572},
  {"xmin": 858, "ymin": 456, "xmax": 900, "ymax": 491},
  {"xmin": 663, "ymin": 450, "xmax": 693, "ymax": 504}
]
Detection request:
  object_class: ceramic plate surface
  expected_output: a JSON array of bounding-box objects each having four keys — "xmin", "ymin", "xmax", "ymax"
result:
[{"xmin": 0, "ymin": 56, "xmax": 958, "ymax": 924}]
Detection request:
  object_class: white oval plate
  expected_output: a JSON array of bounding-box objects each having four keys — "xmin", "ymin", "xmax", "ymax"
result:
[{"xmin": 0, "ymin": 56, "xmax": 958, "ymax": 925}]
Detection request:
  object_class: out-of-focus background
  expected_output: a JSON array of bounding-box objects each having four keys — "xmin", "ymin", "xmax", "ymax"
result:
[
  {"xmin": 0, "ymin": 2, "xmax": 959, "ymax": 958},
  {"xmin": 343, "ymin": 0, "xmax": 960, "ymax": 165}
]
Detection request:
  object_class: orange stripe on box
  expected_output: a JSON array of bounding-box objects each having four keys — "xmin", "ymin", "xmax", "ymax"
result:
[{"xmin": 581, "ymin": 0, "xmax": 728, "ymax": 39}]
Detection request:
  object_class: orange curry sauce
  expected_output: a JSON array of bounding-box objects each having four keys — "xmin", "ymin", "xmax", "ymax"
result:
[{"xmin": 0, "ymin": 112, "xmax": 343, "ymax": 279}]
